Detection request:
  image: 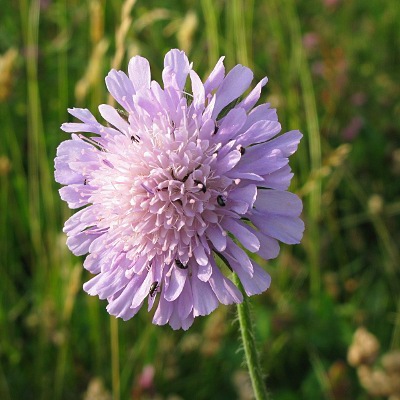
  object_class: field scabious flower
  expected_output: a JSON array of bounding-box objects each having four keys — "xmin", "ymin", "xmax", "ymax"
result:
[{"xmin": 55, "ymin": 49, "xmax": 304, "ymax": 330}]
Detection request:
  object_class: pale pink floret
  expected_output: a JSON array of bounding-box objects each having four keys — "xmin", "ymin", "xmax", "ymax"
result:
[{"xmin": 55, "ymin": 49, "xmax": 304, "ymax": 330}]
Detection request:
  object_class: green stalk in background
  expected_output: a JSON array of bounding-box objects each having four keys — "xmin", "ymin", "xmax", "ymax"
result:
[{"xmin": 200, "ymin": 0, "xmax": 220, "ymax": 69}]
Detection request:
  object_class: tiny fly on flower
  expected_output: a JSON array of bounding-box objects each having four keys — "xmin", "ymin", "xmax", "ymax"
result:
[
  {"xmin": 149, "ymin": 281, "xmax": 159, "ymax": 297},
  {"xmin": 175, "ymin": 260, "xmax": 188, "ymax": 269},
  {"xmin": 217, "ymin": 195, "xmax": 226, "ymax": 207}
]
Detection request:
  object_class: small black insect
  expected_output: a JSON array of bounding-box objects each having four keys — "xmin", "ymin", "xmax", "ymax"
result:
[
  {"xmin": 239, "ymin": 146, "xmax": 246, "ymax": 155},
  {"xmin": 194, "ymin": 180, "xmax": 207, "ymax": 193},
  {"xmin": 217, "ymin": 195, "xmax": 226, "ymax": 207},
  {"xmin": 175, "ymin": 260, "xmax": 188, "ymax": 269},
  {"xmin": 84, "ymin": 178, "xmax": 88, "ymax": 185},
  {"xmin": 149, "ymin": 281, "xmax": 159, "ymax": 297},
  {"xmin": 130, "ymin": 135, "xmax": 140, "ymax": 143}
]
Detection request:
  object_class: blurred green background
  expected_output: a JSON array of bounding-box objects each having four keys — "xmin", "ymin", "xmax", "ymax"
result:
[{"xmin": 1, "ymin": 0, "xmax": 399, "ymax": 399}]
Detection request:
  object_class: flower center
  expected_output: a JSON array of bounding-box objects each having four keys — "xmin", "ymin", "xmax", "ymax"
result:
[{"xmin": 90, "ymin": 132, "xmax": 230, "ymax": 265}]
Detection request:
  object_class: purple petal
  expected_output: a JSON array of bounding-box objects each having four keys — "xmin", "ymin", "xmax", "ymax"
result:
[
  {"xmin": 98, "ymin": 104, "xmax": 130, "ymax": 135},
  {"xmin": 224, "ymin": 238, "xmax": 253, "ymax": 276},
  {"xmin": 251, "ymin": 210, "xmax": 305, "ymax": 244},
  {"xmin": 255, "ymin": 231, "xmax": 280, "ymax": 260},
  {"xmin": 128, "ymin": 56, "xmax": 151, "ymax": 91},
  {"xmin": 216, "ymin": 150, "xmax": 241, "ymax": 175},
  {"xmin": 255, "ymin": 190, "xmax": 303, "ymax": 216},
  {"xmin": 84, "ymin": 267, "xmax": 128, "ymax": 300},
  {"xmin": 83, "ymin": 253, "xmax": 102, "ymax": 274},
  {"xmin": 191, "ymin": 275, "xmax": 219, "ymax": 317},
  {"xmin": 105, "ymin": 69, "xmax": 136, "ymax": 111},
  {"xmin": 162, "ymin": 49, "xmax": 191, "ymax": 91},
  {"xmin": 55, "ymin": 139, "xmax": 97, "ymax": 185},
  {"xmin": 59, "ymin": 185, "xmax": 92, "ymax": 209},
  {"xmin": 204, "ymin": 56, "xmax": 225, "ymax": 95},
  {"xmin": 130, "ymin": 272, "xmax": 154, "ymax": 308},
  {"xmin": 66, "ymin": 231, "xmax": 101, "ymax": 256},
  {"xmin": 261, "ymin": 165, "xmax": 293, "ymax": 190},
  {"xmin": 180, "ymin": 314, "xmax": 195, "ymax": 330},
  {"xmin": 228, "ymin": 184, "xmax": 257, "ymax": 214},
  {"xmin": 177, "ymin": 280, "xmax": 193, "ymax": 320},
  {"xmin": 62, "ymin": 210, "xmax": 83, "ymax": 235},
  {"xmin": 209, "ymin": 259, "xmax": 243, "ymax": 304},
  {"xmin": 150, "ymin": 81, "xmax": 169, "ymax": 111},
  {"xmin": 228, "ymin": 172, "xmax": 264, "ymax": 182},
  {"xmin": 189, "ymin": 70, "xmax": 205, "ymax": 110},
  {"xmin": 235, "ymin": 260, "xmax": 271, "ymax": 296},
  {"xmin": 245, "ymin": 225, "xmax": 280, "ymax": 260},
  {"xmin": 236, "ymin": 119, "xmax": 281, "ymax": 147},
  {"xmin": 239, "ymin": 103, "xmax": 278, "ymax": 133},
  {"xmin": 169, "ymin": 305, "xmax": 194, "ymax": 330},
  {"xmin": 260, "ymin": 130, "xmax": 303, "ymax": 157},
  {"xmin": 153, "ymin": 288, "xmax": 174, "ymax": 326},
  {"xmin": 236, "ymin": 149, "xmax": 289, "ymax": 175},
  {"xmin": 106, "ymin": 276, "xmax": 144, "ymax": 320},
  {"xmin": 212, "ymin": 64, "xmax": 253, "ymax": 119},
  {"xmin": 238, "ymin": 77, "xmax": 268, "ymax": 111},
  {"xmin": 221, "ymin": 218, "xmax": 260, "ymax": 252},
  {"xmin": 206, "ymin": 224, "xmax": 227, "ymax": 252},
  {"xmin": 67, "ymin": 108, "xmax": 100, "ymax": 125},
  {"xmin": 215, "ymin": 108, "xmax": 247, "ymax": 144},
  {"xmin": 198, "ymin": 118, "xmax": 215, "ymax": 140},
  {"xmin": 164, "ymin": 266, "xmax": 188, "ymax": 301},
  {"xmin": 197, "ymin": 261, "xmax": 212, "ymax": 282},
  {"xmin": 62, "ymin": 108, "xmax": 118, "ymax": 139},
  {"xmin": 193, "ymin": 245, "xmax": 209, "ymax": 266},
  {"xmin": 202, "ymin": 93, "xmax": 216, "ymax": 121}
]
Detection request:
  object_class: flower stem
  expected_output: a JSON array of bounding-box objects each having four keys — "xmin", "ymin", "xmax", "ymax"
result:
[
  {"xmin": 234, "ymin": 274, "xmax": 269, "ymax": 400},
  {"xmin": 110, "ymin": 316, "xmax": 120, "ymax": 400}
]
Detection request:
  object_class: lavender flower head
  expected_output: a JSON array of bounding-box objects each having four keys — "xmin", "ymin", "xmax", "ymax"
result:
[{"xmin": 55, "ymin": 50, "xmax": 304, "ymax": 330}]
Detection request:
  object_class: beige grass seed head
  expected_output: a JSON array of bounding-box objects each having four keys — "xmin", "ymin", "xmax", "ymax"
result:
[{"xmin": 348, "ymin": 327, "xmax": 380, "ymax": 367}]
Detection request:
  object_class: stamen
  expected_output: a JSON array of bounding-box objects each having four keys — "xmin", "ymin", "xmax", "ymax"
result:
[
  {"xmin": 141, "ymin": 182, "xmax": 154, "ymax": 194},
  {"xmin": 102, "ymin": 159, "xmax": 114, "ymax": 168},
  {"xmin": 194, "ymin": 180, "xmax": 206, "ymax": 193}
]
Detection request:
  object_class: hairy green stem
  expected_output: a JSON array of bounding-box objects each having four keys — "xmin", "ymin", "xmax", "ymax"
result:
[
  {"xmin": 110, "ymin": 317, "xmax": 120, "ymax": 400},
  {"xmin": 234, "ymin": 274, "xmax": 269, "ymax": 400}
]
